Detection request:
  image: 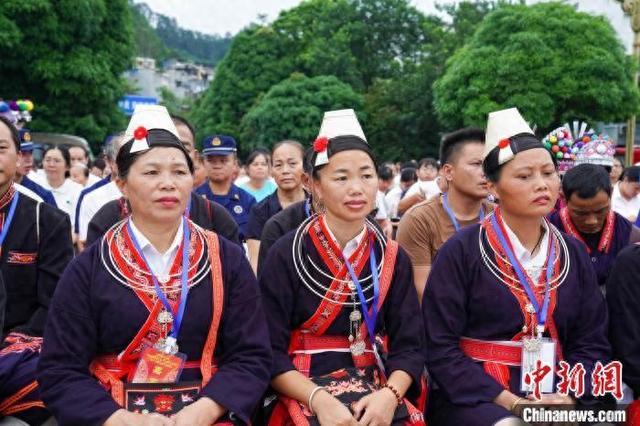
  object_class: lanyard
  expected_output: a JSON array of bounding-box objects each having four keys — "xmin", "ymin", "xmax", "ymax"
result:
[
  {"xmin": 127, "ymin": 216, "xmax": 191, "ymax": 340},
  {"xmin": 490, "ymin": 213, "xmax": 555, "ymax": 336},
  {"xmin": 0, "ymin": 192, "xmax": 19, "ymax": 248},
  {"xmin": 342, "ymin": 234, "xmax": 379, "ymax": 348},
  {"xmin": 304, "ymin": 198, "xmax": 311, "ymax": 218},
  {"xmin": 442, "ymin": 192, "xmax": 485, "ymax": 232}
]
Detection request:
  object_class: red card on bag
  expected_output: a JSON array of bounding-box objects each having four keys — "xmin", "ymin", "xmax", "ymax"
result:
[{"xmin": 131, "ymin": 347, "xmax": 186, "ymax": 383}]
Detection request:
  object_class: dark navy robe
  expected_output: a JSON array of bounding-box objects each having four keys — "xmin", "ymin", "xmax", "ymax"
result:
[
  {"xmin": 548, "ymin": 210, "xmax": 639, "ymax": 289},
  {"xmin": 245, "ymin": 191, "xmax": 282, "ymax": 241},
  {"xmin": 0, "ymin": 187, "xmax": 73, "ymax": 424},
  {"xmin": 37, "ymin": 226, "xmax": 271, "ymax": 425},
  {"xmin": 423, "ymin": 223, "xmax": 611, "ymax": 426},
  {"xmin": 606, "ymin": 244, "xmax": 640, "ymax": 399},
  {"xmin": 259, "ymin": 229, "xmax": 424, "ymax": 393}
]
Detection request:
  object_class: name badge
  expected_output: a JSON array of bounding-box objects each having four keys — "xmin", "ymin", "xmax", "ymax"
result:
[
  {"xmin": 132, "ymin": 347, "xmax": 187, "ymax": 384},
  {"xmin": 520, "ymin": 337, "xmax": 556, "ymax": 394}
]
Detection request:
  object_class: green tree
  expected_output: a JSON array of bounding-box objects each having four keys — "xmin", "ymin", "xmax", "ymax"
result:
[
  {"xmin": 190, "ymin": 0, "xmax": 426, "ymax": 145},
  {"xmin": 433, "ymin": 2, "xmax": 640, "ymax": 132},
  {"xmin": 364, "ymin": 2, "xmax": 498, "ymax": 160},
  {"xmin": 239, "ymin": 74, "xmax": 363, "ymax": 153},
  {"xmin": 0, "ymin": 0, "xmax": 134, "ymax": 153}
]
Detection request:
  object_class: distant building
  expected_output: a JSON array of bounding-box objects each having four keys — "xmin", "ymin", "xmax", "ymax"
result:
[{"xmin": 123, "ymin": 57, "xmax": 215, "ymax": 99}]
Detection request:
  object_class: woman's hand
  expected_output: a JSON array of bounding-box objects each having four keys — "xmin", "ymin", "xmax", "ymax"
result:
[
  {"xmin": 526, "ymin": 393, "xmax": 575, "ymax": 406},
  {"xmin": 312, "ymin": 390, "xmax": 359, "ymax": 426},
  {"xmin": 352, "ymin": 388, "xmax": 398, "ymax": 426},
  {"xmin": 104, "ymin": 409, "xmax": 174, "ymax": 426},
  {"xmin": 172, "ymin": 397, "xmax": 225, "ymax": 426}
]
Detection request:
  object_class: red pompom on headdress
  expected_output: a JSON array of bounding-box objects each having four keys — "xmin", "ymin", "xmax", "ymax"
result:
[
  {"xmin": 134, "ymin": 126, "xmax": 148, "ymax": 140},
  {"xmin": 313, "ymin": 136, "xmax": 329, "ymax": 153},
  {"xmin": 498, "ymin": 138, "xmax": 510, "ymax": 149}
]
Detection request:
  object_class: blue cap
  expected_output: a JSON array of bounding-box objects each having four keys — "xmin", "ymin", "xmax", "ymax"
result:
[
  {"xmin": 202, "ymin": 135, "xmax": 237, "ymax": 156},
  {"xmin": 19, "ymin": 129, "xmax": 34, "ymax": 152}
]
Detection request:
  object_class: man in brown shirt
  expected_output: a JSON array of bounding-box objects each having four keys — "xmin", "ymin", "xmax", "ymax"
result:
[{"xmin": 397, "ymin": 127, "xmax": 491, "ymax": 301}]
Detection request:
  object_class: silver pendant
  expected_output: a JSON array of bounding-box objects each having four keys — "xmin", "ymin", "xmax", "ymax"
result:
[
  {"xmin": 525, "ymin": 303, "xmax": 535, "ymax": 314},
  {"xmin": 523, "ymin": 336, "xmax": 542, "ymax": 352},
  {"xmin": 157, "ymin": 310, "xmax": 174, "ymax": 324},
  {"xmin": 350, "ymin": 339, "xmax": 366, "ymax": 356},
  {"xmin": 154, "ymin": 336, "xmax": 179, "ymax": 355},
  {"xmin": 349, "ymin": 310, "xmax": 362, "ymax": 322},
  {"xmin": 347, "ymin": 280, "xmax": 356, "ymax": 291}
]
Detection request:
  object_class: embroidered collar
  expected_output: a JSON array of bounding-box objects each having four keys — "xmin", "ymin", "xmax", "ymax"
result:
[{"xmin": 0, "ymin": 184, "xmax": 16, "ymax": 210}]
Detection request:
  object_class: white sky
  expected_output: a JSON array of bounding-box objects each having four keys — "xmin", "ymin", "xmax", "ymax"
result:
[
  {"xmin": 135, "ymin": 0, "xmax": 444, "ymax": 36},
  {"xmin": 136, "ymin": 0, "xmax": 633, "ymax": 52}
]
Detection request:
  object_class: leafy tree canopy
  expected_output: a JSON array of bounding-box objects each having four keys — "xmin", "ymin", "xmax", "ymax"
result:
[
  {"xmin": 239, "ymin": 73, "xmax": 363, "ymax": 153},
  {"xmin": 0, "ymin": 0, "xmax": 134, "ymax": 153},
  {"xmin": 190, "ymin": 0, "xmax": 426, "ymax": 150},
  {"xmin": 433, "ymin": 2, "xmax": 640, "ymax": 133}
]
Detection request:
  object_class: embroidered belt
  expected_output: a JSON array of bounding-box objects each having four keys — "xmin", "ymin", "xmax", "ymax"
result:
[
  {"xmin": 459, "ymin": 337, "xmax": 522, "ymax": 366},
  {"xmin": 94, "ymin": 354, "xmax": 215, "ymax": 373}
]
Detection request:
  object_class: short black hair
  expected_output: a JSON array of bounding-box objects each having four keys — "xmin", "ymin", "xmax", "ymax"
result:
[
  {"xmin": 0, "ymin": 115, "xmax": 20, "ymax": 153},
  {"xmin": 401, "ymin": 160, "xmax": 418, "ymax": 170},
  {"xmin": 91, "ymin": 157, "xmax": 106, "ymax": 171},
  {"xmin": 622, "ymin": 165, "xmax": 640, "ymax": 182},
  {"xmin": 400, "ymin": 167, "xmax": 417, "ymax": 183},
  {"xmin": 418, "ymin": 157, "xmax": 438, "ymax": 170},
  {"xmin": 562, "ymin": 164, "xmax": 612, "ymax": 200},
  {"xmin": 440, "ymin": 127, "xmax": 485, "ymax": 165},
  {"xmin": 171, "ymin": 114, "xmax": 196, "ymax": 140},
  {"xmin": 378, "ymin": 165, "xmax": 393, "ymax": 181}
]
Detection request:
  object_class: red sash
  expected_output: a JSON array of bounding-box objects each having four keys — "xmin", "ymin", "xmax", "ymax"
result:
[
  {"xmin": 476, "ymin": 210, "xmax": 564, "ymax": 389},
  {"xmin": 269, "ymin": 219, "xmax": 426, "ymax": 425},
  {"xmin": 90, "ymin": 229, "xmax": 224, "ymax": 408},
  {"xmin": 559, "ymin": 207, "xmax": 615, "ymax": 255}
]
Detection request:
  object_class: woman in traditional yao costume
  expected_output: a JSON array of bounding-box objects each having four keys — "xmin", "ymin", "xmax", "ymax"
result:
[
  {"xmin": 260, "ymin": 109, "xmax": 425, "ymax": 426},
  {"xmin": 423, "ymin": 108, "xmax": 611, "ymax": 425},
  {"xmin": 37, "ymin": 106, "xmax": 271, "ymax": 426}
]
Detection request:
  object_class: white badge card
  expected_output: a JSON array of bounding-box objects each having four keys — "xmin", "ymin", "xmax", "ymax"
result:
[{"xmin": 520, "ymin": 337, "xmax": 556, "ymax": 393}]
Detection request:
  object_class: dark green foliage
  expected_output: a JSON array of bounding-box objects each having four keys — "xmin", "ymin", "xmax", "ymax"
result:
[
  {"xmin": 239, "ymin": 74, "xmax": 363, "ymax": 154},
  {"xmin": 0, "ymin": 0, "xmax": 135, "ymax": 153},
  {"xmin": 190, "ymin": 0, "xmax": 427, "ymax": 156},
  {"xmin": 434, "ymin": 2, "xmax": 640, "ymax": 134}
]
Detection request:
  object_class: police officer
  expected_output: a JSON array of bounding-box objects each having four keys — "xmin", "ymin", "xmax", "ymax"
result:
[{"xmin": 194, "ymin": 135, "xmax": 256, "ymax": 241}]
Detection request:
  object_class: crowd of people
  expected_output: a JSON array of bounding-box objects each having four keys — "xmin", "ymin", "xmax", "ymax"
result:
[{"xmin": 0, "ymin": 101, "xmax": 639, "ymax": 426}]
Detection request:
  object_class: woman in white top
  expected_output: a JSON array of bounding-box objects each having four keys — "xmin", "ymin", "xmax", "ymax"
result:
[{"xmin": 39, "ymin": 146, "xmax": 83, "ymax": 231}]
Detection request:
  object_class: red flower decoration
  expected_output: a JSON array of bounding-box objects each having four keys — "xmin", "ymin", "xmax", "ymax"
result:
[
  {"xmin": 134, "ymin": 126, "xmax": 148, "ymax": 140},
  {"xmin": 313, "ymin": 136, "xmax": 329, "ymax": 153},
  {"xmin": 498, "ymin": 138, "xmax": 510, "ymax": 149}
]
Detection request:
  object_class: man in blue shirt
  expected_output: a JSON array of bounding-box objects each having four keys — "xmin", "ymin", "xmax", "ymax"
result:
[{"xmin": 194, "ymin": 135, "xmax": 255, "ymax": 241}]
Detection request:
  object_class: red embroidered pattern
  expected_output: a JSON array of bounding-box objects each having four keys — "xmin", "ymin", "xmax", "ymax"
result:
[
  {"xmin": 6, "ymin": 251, "xmax": 37, "ymax": 264},
  {"xmin": 104, "ymin": 221, "xmax": 205, "ymax": 361},
  {"xmin": 0, "ymin": 185, "xmax": 16, "ymax": 211},
  {"xmin": 559, "ymin": 207, "xmax": 615, "ymax": 255},
  {"xmin": 482, "ymin": 209, "xmax": 564, "ymax": 359}
]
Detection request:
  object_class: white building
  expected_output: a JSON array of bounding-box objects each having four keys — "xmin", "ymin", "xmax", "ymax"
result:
[{"xmin": 123, "ymin": 57, "xmax": 214, "ymax": 100}]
